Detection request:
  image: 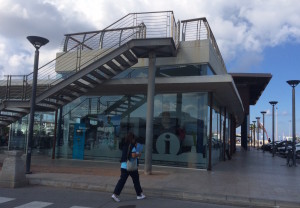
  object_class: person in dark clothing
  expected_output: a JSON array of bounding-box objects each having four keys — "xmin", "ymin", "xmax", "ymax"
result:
[{"xmin": 111, "ymin": 132, "xmax": 146, "ymax": 202}]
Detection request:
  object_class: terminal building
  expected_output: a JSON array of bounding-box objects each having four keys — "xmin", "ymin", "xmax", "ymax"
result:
[{"xmin": 0, "ymin": 11, "xmax": 271, "ymax": 170}]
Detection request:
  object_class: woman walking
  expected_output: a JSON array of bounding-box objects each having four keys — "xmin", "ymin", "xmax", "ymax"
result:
[{"xmin": 111, "ymin": 132, "xmax": 146, "ymax": 202}]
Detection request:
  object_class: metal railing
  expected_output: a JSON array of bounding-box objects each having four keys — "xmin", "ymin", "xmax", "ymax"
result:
[
  {"xmin": 181, "ymin": 17, "xmax": 226, "ymax": 71},
  {"xmin": 62, "ymin": 11, "xmax": 179, "ymax": 51},
  {"xmin": 0, "ymin": 11, "xmax": 179, "ymax": 102},
  {"xmin": 1, "ymin": 75, "xmax": 27, "ymax": 100},
  {"xmin": 62, "ymin": 97, "xmax": 102, "ymax": 119},
  {"xmin": 62, "ymin": 95, "xmax": 126, "ymax": 121},
  {"xmin": 1, "ymin": 13, "xmax": 228, "ymax": 102}
]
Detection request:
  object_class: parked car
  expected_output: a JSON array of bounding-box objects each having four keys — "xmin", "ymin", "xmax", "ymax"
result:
[
  {"xmin": 284, "ymin": 143, "xmax": 300, "ymax": 156},
  {"xmin": 275, "ymin": 141, "xmax": 292, "ymax": 154},
  {"xmin": 261, "ymin": 143, "xmax": 272, "ymax": 151},
  {"xmin": 266, "ymin": 141, "xmax": 281, "ymax": 152}
]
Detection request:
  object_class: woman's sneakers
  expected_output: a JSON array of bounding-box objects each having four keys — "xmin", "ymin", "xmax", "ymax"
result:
[
  {"xmin": 137, "ymin": 193, "xmax": 146, "ymax": 200},
  {"xmin": 112, "ymin": 193, "xmax": 145, "ymax": 202},
  {"xmin": 111, "ymin": 194, "xmax": 120, "ymax": 202}
]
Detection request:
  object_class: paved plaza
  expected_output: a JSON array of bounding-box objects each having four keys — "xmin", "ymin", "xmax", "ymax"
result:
[{"xmin": 1, "ymin": 147, "xmax": 300, "ymax": 207}]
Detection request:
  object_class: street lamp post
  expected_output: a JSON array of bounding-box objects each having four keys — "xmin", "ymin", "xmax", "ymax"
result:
[
  {"xmin": 256, "ymin": 117, "xmax": 260, "ymax": 150},
  {"xmin": 269, "ymin": 101, "xmax": 278, "ymax": 157},
  {"xmin": 289, "ymin": 120, "xmax": 291, "ymax": 137},
  {"xmin": 252, "ymin": 121, "xmax": 256, "ymax": 149},
  {"xmin": 261, "ymin": 111, "xmax": 266, "ymax": 153},
  {"xmin": 287, "ymin": 80, "xmax": 300, "ymax": 166},
  {"xmin": 26, "ymin": 36, "xmax": 49, "ymax": 174}
]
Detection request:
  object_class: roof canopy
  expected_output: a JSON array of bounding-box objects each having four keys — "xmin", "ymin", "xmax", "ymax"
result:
[{"xmin": 230, "ymin": 73, "xmax": 272, "ymax": 105}]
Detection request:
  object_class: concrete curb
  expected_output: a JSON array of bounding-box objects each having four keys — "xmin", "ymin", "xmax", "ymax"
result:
[{"xmin": 27, "ymin": 177, "xmax": 300, "ymax": 208}]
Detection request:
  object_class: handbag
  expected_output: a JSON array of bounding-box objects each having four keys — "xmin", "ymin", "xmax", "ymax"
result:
[
  {"xmin": 126, "ymin": 145, "xmax": 137, "ymax": 171},
  {"xmin": 126, "ymin": 159, "xmax": 137, "ymax": 171}
]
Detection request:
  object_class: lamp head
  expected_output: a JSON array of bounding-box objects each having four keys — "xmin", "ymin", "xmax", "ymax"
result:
[
  {"xmin": 27, "ymin": 36, "xmax": 49, "ymax": 49},
  {"xmin": 261, "ymin": 111, "xmax": 266, "ymax": 114},
  {"xmin": 252, "ymin": 121, "xmax": 256, "ymax": 124},
  {"xmin": 269, "ymin": 101, "xmax": 278, "ymax": 106},
  {"xmin": 287, "ymin": 80, "xmax": 300, "ymax": 88},
  {"xmin": 256, "ymin": 117, "xmax": 260, "ymax": 119}
]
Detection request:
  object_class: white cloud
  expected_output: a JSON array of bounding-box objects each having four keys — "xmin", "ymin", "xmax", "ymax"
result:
[
  {"xmin": 1, "ymin": 0, "xmax": 300, "ymax": 76},
  {"xmin": 8, "ymin": 54, "xmax": 26, "ymax": 68},
  {"xmin": 266, "ymin": 109, "xmax": 272, "ymax": 116},
  {"xmin": 0, "ymin": 43, "xmax": 5, "ymax": 56},
  {"xmin": 11, "ymin": 3, "xmax": 29, "ymax": 19},
  {"xmin": 279, "ymin": 110, "xmax": 289, "ymax": 117}
]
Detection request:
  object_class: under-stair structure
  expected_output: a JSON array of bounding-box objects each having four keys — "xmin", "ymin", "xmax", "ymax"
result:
[
  {"xmin": 0, "ymin": 11, "xmax": 179, "ymax": 127},
  {"xmin": 64, "ymin": 95, "xmax": 147, "ymax": 123},
  {"xmin": 103, "ymin": 95, "xmax": 147, "ymax": 118}
]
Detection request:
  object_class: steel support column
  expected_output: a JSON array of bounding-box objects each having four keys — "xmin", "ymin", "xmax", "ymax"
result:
[
  {"xmin": 252, "ymin": 121, "xmax": 256, "ymax": 149},
  {"xmin": 52, "ymin": 109, "xmax": 58, "ymax": 159},
  {"xmin": 261, "ymin": 111, "xmax": 266, "ymax": 153},
  {"xmin": 233, "ymin": 118, "xmax": 236, "ymax": 153},
  {"xmin": 250, "ymin": 124, "xmax": 252, "ymax": 148},
  {"xmin": 241, "ymin": 114, "xmax": 248, "ymax": 151},
  {"xmin": 230, "ymin": 115, "xmax": 234, "ymax": 155},
  {"xmin": 223, "ymin": 108, "xmax": 226, "ymax": 161},
  {"xmin": 57, "ymin": 106, "xmax": 63, "ymax": 147},
  {"xmin": 144, "ymin": 52, "xmax": 156, "ymax": 175},
  {"xmin": 208, "ymin": 92, "xmax": 213, "ymax": 171},
  {"xmin": 256, "ymin": 117, "xmax": 260, "ymax": 150}
]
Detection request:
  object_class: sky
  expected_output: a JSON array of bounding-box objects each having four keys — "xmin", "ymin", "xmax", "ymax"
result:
[{"xmin": 0, "ymin": 0, "xmax": 300, "ymax": 140}]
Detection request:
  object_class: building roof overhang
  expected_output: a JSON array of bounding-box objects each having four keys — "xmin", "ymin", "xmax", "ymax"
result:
[
  {"xmin": 229, "ymin": 73, "xmax": 272, "ymax": 105},
  {"xmin": 86, "ymin": 75, "xmax": 245, "ymax": 125}
]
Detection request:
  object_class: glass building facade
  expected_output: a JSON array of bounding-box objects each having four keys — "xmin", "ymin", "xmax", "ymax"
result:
[{"xmin": 6, "ymin": 62, "xmax": 233, "ymax": 169}]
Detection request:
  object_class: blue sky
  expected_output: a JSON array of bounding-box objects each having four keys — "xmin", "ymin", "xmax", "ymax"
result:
[
  {"xmin": 0, "ymin": 0, "xmax": 300, "ymax": 139},
  {"xmin": 241, "ymin": 43, "xmax": 300, "ymax": 140}
]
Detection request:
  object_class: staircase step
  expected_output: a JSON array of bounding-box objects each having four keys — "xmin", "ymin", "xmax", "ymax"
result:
[
  {"xmin": 90, "ymin": 70, "xmax": 109, "ymax": 80},
  {"xmin": 59, "ymin": 90, "xmax": 81, "ymax": 98},
  {"xmin": 0, "ymin": 115, "xmax": 18, "ymax": 121},
  {"xmin": 66, "ymin": 85, "xmax": 88, "ymax": 93},
  {"xmin": 114, "ymin": 55, "xmax": 133, "ymax": 68},
  {"xmin": 106, "ymin": 60, "xmax": 124, "ymax": 72},
  {"xmin": 81, "ymin": 75, "xmax": 102, "ymax": 85},
  {"xmin": 74, "ymin": 80, "xmax": 94, "ymax": 89},
  {"xmin": 1, "ymin": 111, "xmax": 26, "ymax": 118},
  {"xmin": 36, "ymin": 103, "xmax": 57, "ymax": 111},
  {"xmin": 98, "ymin": 65, "xmax": 117, "ymax": 76},
  {"xmin": 123, "ymin": 50, "xmax": 138, "ymax": 63},
  {"xmin": 50, "ymin": 95, "xmax": 73, "ymax": 103},
  {"xmin": 40, "ymin": 99, "xmax": 63, "ymax": 107},
  {"xmin": 2, "ymin": 107, "xmax": 29, "ymax": 114}
]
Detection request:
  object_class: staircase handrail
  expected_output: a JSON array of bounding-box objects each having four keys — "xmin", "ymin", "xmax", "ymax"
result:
[
  {"xmin": 1, "ymin": 11, "xmax": 179, "ymax": 102},
  {"xmin": 0, "ymin": 23, "xmax": 146, "ymax": 101},
  {"xmin": 181, "ymin": 17, "xmax": 226, "ymax": 71}
]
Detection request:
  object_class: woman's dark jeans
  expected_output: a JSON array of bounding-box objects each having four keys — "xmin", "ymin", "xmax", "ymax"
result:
[{"xmin": 113, "ymin": 168, "xmax": 143, "ymax": 196}]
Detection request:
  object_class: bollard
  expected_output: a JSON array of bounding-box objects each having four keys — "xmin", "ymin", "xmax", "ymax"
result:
[{"xmin": 0, "ymin": 151, "xmax": 28, "ymax": 188}]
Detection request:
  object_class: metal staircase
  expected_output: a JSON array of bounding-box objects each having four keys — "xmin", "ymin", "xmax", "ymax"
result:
[
  {"xmin": 63, "ymin": 94, "xmax": 147, "ymax": 123},
  {"xmin": 104, "ymin": 95, "xmax": 147, "ymax": 118},
  {"xmin": 0, "ymin": 11, "xmax": 179, "ymax": 127}
]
